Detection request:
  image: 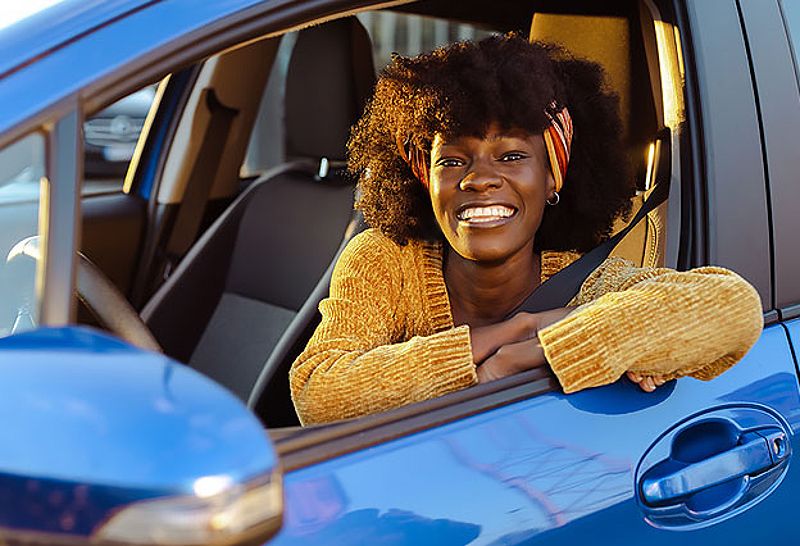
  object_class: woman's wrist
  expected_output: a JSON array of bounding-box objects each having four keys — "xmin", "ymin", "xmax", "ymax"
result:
[
  {"xmin": 513, "ymin": 312, "xmax": 540, "ymax": 340},
  {"xmin": 535, "ymin": 307, "xmax": 574, "ymax": 333}
]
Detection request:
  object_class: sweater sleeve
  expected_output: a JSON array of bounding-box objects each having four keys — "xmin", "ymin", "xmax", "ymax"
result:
[
  {"xmin": 536, "ymin": 257, "xmax": 764, "ymax": 393},
  {"xmin": 290, "ymin": 230, "xmax": 477, "ymax": 425}
]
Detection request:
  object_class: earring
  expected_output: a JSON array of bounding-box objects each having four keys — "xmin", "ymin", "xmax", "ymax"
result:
[{"xmin": 546, "ymin": 191, "xmax": 560, "ymax": 206}]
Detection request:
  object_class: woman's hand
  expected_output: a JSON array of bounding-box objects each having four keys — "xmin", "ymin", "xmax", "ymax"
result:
[
  {"xmin": 473, "ymin": 307, "xmax": 573, "ymax": 383},
  {"xmin": 626, "ymin": 371, "xmax": 668, "ymax": 392},
  {"xmin": 476, "ymin": 337, "xmax": 547, "ymax": 382}
]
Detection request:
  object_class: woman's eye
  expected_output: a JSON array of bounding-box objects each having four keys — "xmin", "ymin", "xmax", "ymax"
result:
[
  {"xmin": 437, "ymin": 158, "xmax": 464, "ymax": 168},
  {"xmin": 500, "ymin": 152, "xmax": 526, "ymax": 162}
]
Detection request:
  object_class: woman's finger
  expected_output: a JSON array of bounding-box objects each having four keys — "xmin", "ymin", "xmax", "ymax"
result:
[
  {"xmin": 653, "ymin": 376, "xmax": 667, "ymax": 387},
  {"xmin": 627, "ymin": 371, "xmax": 643, "ymax": 383},
  {"xmin": 641, "ymin": 376, "xmax": 656, "ymax": 392}
]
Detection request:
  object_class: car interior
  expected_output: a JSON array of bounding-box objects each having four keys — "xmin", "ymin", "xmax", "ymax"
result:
[{"xmin": 69, "ymin": 0, "xmax": 684, "ymax": 430}]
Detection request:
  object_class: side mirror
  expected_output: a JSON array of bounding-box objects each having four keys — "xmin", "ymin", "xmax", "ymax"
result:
[{"xmin": 0, "ymin": 327, "xmax": 282, "ymax": 545}]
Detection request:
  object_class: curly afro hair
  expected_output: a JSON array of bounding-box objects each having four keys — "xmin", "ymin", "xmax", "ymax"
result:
[{"xmin": 348, "ymin": 33, "xmax": 634, "ymax": 252}]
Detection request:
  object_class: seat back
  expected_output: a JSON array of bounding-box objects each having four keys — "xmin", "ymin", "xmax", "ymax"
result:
[
  {"xmin": 530, "ymin": 1, "xmax": 667, "ymax": 266},
  {"xmin": 143, "ymin": 17, "xmax": 375, "ymax": 403}
]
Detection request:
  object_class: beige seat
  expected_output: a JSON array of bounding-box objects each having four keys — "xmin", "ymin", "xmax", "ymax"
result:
[{"xmin": 530, "ymin": 4, "xmax": 667, "ymax": 267}]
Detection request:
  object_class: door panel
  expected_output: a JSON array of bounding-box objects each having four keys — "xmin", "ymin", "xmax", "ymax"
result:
[
  {"xmin": 738, "ymin": 0, "xmax": 800, "ymax": 314},
  {"xmin": 270, "ymin": 325, "xmax": 800, "ymax": 545},
  {"xmin": 80, "ymin": 192, "xmax": 146, "ymax": 297},
  {"xmin": 785, "ymin": 319, "xmax": 800, "ymax": 376}
]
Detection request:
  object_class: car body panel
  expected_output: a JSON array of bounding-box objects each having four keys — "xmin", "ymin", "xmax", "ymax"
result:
[
  {"xmin": 738, "ymin": 0, "xmax": 800, "ymax": 316},
  {"xmin": 0, "ymin": 0, "xmax": 160, "ymax": 79},
  {"xmin": 268, "ymin": 325, "xmax": 800, "ymax": 545},
  {"xmin": 0, "ymin": 0, "xmax": 266, "ymax": 142},
  {"xmin": 785, "ymin": 319, "xmax": 800, "ymax": 374},
  {"xmin": 684, "ymin": 0, "xmax": 772, "ymax": 309}
]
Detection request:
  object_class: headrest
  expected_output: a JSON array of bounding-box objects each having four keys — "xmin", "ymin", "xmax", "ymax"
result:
[
  {"xmin": 530, "ymin": 9, "xmax": 658, "ymax": 156},
  {"xmin": 285, "ymin": 17, "xmax": 376, "ymax": 161}
]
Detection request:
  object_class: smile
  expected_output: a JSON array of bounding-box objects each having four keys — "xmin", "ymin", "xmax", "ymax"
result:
[{"xmin": 456, "ymin": 205, "xmax": 517, "ymax": 224}]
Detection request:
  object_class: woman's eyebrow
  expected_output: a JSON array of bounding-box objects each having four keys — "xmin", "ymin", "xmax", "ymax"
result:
[{"xmin": 485, "ymin": 131, "xmax": 529, "ymax": 142}]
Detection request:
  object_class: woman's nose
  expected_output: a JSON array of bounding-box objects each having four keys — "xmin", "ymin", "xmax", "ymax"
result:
[{"xmin": 459, "ymin": 161, "xmax": 502, "ymax": 192}]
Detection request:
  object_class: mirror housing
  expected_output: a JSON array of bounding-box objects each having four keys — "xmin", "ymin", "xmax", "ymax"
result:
[{"xmin": 0, "ymin": 327, "xmax": 282, "ymax": 545}]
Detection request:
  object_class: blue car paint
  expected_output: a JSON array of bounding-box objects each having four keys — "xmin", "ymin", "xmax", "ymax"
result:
[
  {"xmin": 785, "ymin": 319, "xmax": 800, "ymax": 377},
  {"xmin": 0, "ymin": 0, "xmax": 159, "ymax": 78},
  {"xmin": 0, "ymin": 327, "xmax": 276, "ymax": 537},
  {"xmin": 0, "ymin": 0, "xmax": 267, "ymax": 136},
  {"xmin": 268, "ymin": 325, "xmax": 800, "ymax": 545}
]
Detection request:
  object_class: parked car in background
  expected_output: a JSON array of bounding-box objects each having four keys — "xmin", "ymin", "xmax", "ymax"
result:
[
  {"xmin": 0, "ymin": 0, "xmax": 799, "ymax": 545},
  {"xmin": 83, "ymin": 85, "xmax": 156, "ymax": 179}
]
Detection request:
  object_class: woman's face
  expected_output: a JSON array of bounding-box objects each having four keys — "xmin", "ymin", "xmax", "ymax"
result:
[{"xmin": 429, "ymin": 125, "xmax": 555, "ymax": 263}]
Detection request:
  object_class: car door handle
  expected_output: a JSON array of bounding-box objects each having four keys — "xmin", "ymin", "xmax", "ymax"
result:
[{"xmin": 641, "ymin": 430, "xmax": 788, "ymax": 505}]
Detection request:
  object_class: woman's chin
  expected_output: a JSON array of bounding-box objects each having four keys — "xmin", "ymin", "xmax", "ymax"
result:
[{"xmin": 449, "ymin": 241, "xmax": 521, "ymax": 265}]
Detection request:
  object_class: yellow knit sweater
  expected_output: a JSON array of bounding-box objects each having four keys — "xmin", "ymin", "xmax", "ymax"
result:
[{"xmin": 290, "ymin": 228, "xmax": 764, "ymax": 425}]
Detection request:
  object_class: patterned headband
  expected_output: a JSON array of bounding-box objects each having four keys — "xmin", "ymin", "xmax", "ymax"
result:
[
  {"xmin": 542, "ymin": 101, "xmax": 573, "ymax": 193},
  {"xmin": 397, "ymin": 102, "xmax": 573, "ymax": 193}
]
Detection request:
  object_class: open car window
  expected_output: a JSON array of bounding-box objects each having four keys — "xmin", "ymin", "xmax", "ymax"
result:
[
  {"xmin": 0, "ymin": 132, "xmax": 46, "ymax": 337},
  {"xmin": 252, "ymin": 0, "xmax": 689, "ymax": 441}
]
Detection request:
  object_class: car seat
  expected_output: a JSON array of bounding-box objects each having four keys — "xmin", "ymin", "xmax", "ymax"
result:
[
  {"xmin": 141, "ymin": 17, "xmax": 375, "ymax": 403},
  {"xmin": 529, "ymin": 1, "xmax": 669, "ymax": 267}
]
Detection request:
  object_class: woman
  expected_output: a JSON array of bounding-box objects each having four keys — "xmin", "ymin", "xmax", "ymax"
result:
[{"xmin": 290, "ymin": 35, "xmax": 763, "ymax": 426}]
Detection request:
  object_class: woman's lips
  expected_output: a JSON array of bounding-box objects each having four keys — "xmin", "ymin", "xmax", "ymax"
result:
[{"xmin": 456, "ymin": 204, "xmax": 517, "ymax": 227}]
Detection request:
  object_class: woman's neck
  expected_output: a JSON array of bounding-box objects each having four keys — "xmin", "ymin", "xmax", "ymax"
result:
[{"xmin": 444, "ymin": 242, "xmax": 540, "ymax": 327}]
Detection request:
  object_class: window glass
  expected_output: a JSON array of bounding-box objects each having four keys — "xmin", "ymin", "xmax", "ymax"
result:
[
  {"xmin": 783, "ymin": 1, "xmax": 800, "ymax": 80},
  {"xmin": 82, "ymin": 85, "xmax": 157, "ymax": 195},
  {"xmin": 0, "ymin": 132, "xmax": 46, "ymax": 336}
]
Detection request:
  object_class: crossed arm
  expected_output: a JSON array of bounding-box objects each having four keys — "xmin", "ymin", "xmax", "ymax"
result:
[
  {"xmin": 290, "ymin": 233, "xmax": 763, "ymax": 424},
  {"xmin": 470, "ymin": 308, "xmax": 675, "ymax": 392}
]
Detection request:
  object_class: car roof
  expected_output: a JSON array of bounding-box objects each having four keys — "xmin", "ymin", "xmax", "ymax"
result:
[
  {"xmin": 0, "ymin": 0, "xmax": 275, "ymax": 145},
  {"xmin": 0, "ymin": 0, "xmax": 160, "ymax": 80}
]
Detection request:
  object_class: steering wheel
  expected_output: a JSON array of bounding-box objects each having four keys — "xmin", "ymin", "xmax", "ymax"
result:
[{"xmin": 6, "ymin": 236, "xmax": 162, "ymax": 352}]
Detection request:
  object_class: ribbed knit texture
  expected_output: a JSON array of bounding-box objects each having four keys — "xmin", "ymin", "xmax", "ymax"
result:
[{"xmin": 290, "ymin": 229, "xmax": 763, "ymax": 424}]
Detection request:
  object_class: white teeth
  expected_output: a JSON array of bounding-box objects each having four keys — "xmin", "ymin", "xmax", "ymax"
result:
[{"xmin": 458, "ymin": 205, "xmax": 515, "ymax": 222}]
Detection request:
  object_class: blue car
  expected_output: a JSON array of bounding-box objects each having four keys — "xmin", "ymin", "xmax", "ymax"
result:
[{"xmin": 1, "ymin": 0, "xmax": 800, "ymax": 544}]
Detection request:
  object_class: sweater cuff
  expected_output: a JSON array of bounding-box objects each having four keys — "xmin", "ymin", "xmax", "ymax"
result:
[
  {"xmin": 689, "ymin": 354, "xmax": 739, "ymax": 381},
  {"xmin": 424, "ymin": 325, "xmax": 478, "ymax": 392},
  {"xmin": 537, "ymin": 307, "xmax": 627, "ymax": 393}
]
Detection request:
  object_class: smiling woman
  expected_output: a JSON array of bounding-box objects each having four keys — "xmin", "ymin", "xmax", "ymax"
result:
[{"xmin": 288, "ymin": 34, "xmax": 764, "ymax": 426}]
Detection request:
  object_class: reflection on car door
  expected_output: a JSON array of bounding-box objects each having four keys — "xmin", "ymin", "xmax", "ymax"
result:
[{"xmin": 265, "ymin": 325, "xmax": 799, "ymax": 545}]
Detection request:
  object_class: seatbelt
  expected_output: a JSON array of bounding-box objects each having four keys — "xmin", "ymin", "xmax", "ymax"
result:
[
  {"xmin": 511, "ymin": 148, "xmax": 671, "ymax": 316},
  {"xmin": 161, "ymin": 88, "xmax": 238, "ymax": 279}
]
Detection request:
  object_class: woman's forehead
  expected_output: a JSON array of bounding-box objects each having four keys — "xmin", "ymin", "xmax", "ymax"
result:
[{"xmin": 433, "ymin": 127, "xmax": 544, "ymax": 149}]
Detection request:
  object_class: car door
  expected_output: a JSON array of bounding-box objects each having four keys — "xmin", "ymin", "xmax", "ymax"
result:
[
  {"xmin": 261, "ymin": 1, "xmax": 800, "ymax": 544},
  {"xmin": 746, "ymin": 0, "xmax": 800, "ymax": 472}
]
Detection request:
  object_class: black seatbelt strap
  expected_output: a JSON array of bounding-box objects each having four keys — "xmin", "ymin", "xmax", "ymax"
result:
[
  {"xmin": 162, "ymin": 88, "xmax": 238, "ymax": 279},
  {"xmin": 511, "ymin": 172, "xmax": 670, "ymax": 316}
]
